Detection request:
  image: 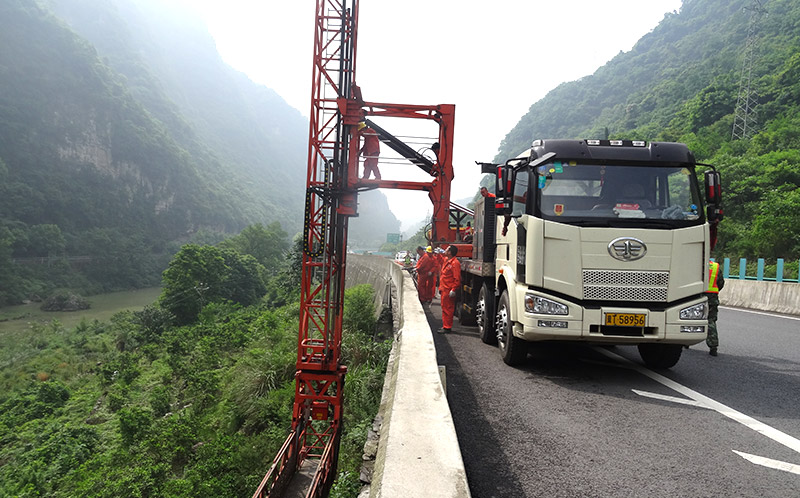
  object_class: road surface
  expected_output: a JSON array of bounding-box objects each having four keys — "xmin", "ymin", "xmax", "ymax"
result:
[{"xmin": 426, "ymin": 301, "xmax": 800, "ymax": 497}]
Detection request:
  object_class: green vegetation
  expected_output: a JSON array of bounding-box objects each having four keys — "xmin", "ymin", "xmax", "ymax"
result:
[
  {"xmin": 332, "ymin": 284, "xmax": 392, "ymax": 495},
  {"xmin": 496, "ymin": 0, "xmax": 800, "ymax": 262},
  {"xmin": 0, "ymin": 236, "xmax": 390, "ymax": 497},
  {"xmin": 6, "ymin": 0, "xmax": 800, "ymax": 494},
  {"xmin": 0, "ymin": 0, "xmax": 311, "ymax": 305},
  {"xmin": 0, "ymin": 1, "xmax": 403, "ymax": 304}
]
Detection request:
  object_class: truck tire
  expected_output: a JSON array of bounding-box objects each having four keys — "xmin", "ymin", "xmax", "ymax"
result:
[
  {"xmin": 477, "ymin": 284, "xmax": 496, "ymax": 344},
  {"xmin": 497, "ymin": 290, "xmax": 527, "ymax": 365},
  {"xmin": 637, "ymin": 343, "xmax": 683, "ymax": 369}
]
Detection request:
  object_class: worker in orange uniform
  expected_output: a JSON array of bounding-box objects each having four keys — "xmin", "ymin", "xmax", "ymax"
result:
[
  {"xmin": 480, "ymin": 186, "xmax": 495, "ymax": 198},
  {"xmin": 438, "ymin": 245, "xmax": 461, "ymax": 334},
  {"xmin": 415, "ymin": 246, "xmax": 435, "ymax": 304},
  {"xmin": 358, "ymin": 121, "xmax": 381, "ymax": 180}
]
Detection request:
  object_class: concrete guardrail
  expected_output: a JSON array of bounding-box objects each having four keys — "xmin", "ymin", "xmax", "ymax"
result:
[
  {"xmin": 720, "ymin": 279, "xmax": 800, "ymax": 316},
  {"xmin": 346, "ymin": 254, "xmax": 471, "ymax": 498}
]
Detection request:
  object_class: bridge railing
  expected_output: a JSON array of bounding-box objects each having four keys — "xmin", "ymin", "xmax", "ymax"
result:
[{"xmin": 714, "ymin": 257, "xmax": 800, "ymax": 283}]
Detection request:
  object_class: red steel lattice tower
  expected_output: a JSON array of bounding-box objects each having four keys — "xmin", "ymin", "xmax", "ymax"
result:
[{"xmin": 252, "ymin": 1, "xmax": 359, "ymax": 496}]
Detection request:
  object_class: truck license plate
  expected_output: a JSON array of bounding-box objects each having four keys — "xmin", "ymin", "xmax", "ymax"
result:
[{"xmin": 604, "ymin": 313, "xmax": 646, "ymax": 327}]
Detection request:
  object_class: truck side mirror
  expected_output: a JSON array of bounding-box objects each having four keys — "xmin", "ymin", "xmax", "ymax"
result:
[
  {"xmin": 476, "ymin": 161, "xmax": 498, "ymax": 174},
  {"xmin": 495, "ymin": 165, "xmax": 513, "ymax": 216},
  {"xmin": 704, "ymin": 170, "xmax": 722, "ymax": 206}
]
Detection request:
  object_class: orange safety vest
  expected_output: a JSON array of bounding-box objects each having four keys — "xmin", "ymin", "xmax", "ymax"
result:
[{"xmin": 707, "ymin": 261, "xmax": 720, "ymax": 294}]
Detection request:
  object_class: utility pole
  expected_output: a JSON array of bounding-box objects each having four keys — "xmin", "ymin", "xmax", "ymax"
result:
[{"xmin": 731, "ymin": 0, "xmax": 767, "ymax": 140}]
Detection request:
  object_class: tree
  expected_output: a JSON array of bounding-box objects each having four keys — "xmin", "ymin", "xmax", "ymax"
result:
[
  {"xmin": 160, "ymin": 244, "xmax": 267, "ymax": 324},
  {"xmin": 264, "ymin": 233, "xmax": 303, "ymax": 307},
  {"xmin": 0, "ymin": 227, "xmax": 19, "ymax": 305},
  {"xmin": 160, "ymin": 244, "xmax": 226, "ymax": 324},
  {"xmin": 25, "ymin": 224, "xmax": 66, "ymax": 257},
  {"xmin": 343, "ymin": 284, "xmax": 376, "ymax": 337},
  {"xmin": 749, "ymin": 188, "xmax": 800, "ymax": 258},
  {"xmin": 218, "ymin": 222, "xmax": 289, "ymax": 275},
  {"xmin": 219, "ymin": 248, "xmax": 267, "ymax": 307}
]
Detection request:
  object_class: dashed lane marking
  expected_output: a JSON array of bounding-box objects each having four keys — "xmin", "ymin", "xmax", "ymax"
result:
[
  {"xmin": 733, "ymin": 450, "xmax": 800, "ymax": 476},
  {"xmin": 631, "ymin": 389, "xmax": 709, "ymax": 408}
]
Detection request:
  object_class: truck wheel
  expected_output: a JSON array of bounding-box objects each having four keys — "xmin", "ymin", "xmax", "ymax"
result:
[
  {"xmin": 477, "ymin": 284, "xmax": 496, "ymax": 344},
  {"xmin": 637, "ymin": 343, "xmax": 683, "ymax": 369},
  {"xmin": 496, "ymin": 290, "xmax": 527, "ymax": 365}
]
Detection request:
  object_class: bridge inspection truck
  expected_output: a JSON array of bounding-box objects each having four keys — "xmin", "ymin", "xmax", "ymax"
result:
[{"xmin": 456, "ymin": 139, "xmax": 723, "ymax": 368}]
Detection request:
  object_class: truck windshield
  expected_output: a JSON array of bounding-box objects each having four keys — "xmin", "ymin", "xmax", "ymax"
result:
[{"xmin": 532, "ymin": 162, "xmax": 704, "ymax": 226}]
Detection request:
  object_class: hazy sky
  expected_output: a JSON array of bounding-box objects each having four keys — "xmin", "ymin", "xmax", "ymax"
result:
[{"xmin": 187, "ymin": 0, "xmax": 683, "ymax": 231}]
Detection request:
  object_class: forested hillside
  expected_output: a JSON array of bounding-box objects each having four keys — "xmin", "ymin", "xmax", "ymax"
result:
[
  {"xmin": 497, "ymin": 0, "xmax": 800, "ymax": 262},
  {"xmin": 0, "ymin": 0, "xmax": 399, "ymax": 305}
]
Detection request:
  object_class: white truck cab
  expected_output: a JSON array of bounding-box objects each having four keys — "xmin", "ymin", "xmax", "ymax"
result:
[{"xmin": 461, "ymin": 139, "xmax": 723, "ymax": 368}]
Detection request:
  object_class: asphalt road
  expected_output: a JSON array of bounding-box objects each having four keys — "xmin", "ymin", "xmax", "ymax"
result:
[{"xmin": 426, "ymin": 301, "xmax": 800, "ymax": 498}]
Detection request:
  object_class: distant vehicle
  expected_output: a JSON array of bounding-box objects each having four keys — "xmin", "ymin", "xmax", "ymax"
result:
[{"xmin": 395, "ymin": 251, "xmax": 412, "ymax": 265}]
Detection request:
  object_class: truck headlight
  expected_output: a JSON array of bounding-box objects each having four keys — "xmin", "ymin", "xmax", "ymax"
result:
[
  {"xmin": 680, "ymin": 303, "xmax": 707, "ymax": 320},
  {"xmin": 525, "ymin": 294, "xmax": 568, "ymax": 315}
]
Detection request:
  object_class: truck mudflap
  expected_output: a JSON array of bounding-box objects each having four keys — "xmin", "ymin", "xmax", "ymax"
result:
[{"xmin": 512, "ymin": 286, "xmax": 708, "ymax": 346}]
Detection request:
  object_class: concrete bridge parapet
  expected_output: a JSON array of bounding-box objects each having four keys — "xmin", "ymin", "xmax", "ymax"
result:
[{"xmin": 346, "ymin": 254, "xmax": 471, "ymax": 498}]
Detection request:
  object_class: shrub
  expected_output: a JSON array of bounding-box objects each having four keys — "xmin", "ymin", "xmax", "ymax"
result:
[
  {"xmin": 149, "ymin": 385, "xmax": 171, "ymax": 417},
  {"xmin": 118, "ymin": 407, "xmax": 152, "ymax": 446},
  {"xmin": 343, "ymin": 284, "xmax": 376, "ymax": 336},
  {"xmin": 40, "ymin": 293, "xmax": 90, "ymax": 311}
]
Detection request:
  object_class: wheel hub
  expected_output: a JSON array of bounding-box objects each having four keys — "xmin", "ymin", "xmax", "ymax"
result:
[{"xmin": 496, "ymin": 305, "xmax": 508, "ymax": 349}]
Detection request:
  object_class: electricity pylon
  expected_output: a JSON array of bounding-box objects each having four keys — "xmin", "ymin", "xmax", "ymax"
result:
[{"xmin": 731, "ymin": 0, "xmax": 767, "ymax": 140}]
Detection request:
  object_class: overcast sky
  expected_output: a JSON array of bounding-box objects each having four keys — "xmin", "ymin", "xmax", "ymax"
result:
[{"xmin": 187, "ymin": 0, "xmax": 683, "ymax": 231}]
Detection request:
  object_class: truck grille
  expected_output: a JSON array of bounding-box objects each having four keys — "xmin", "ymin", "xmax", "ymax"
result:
[{"xmin": 582, "ymin": 270, "xmax": 669, "ymax": 302}]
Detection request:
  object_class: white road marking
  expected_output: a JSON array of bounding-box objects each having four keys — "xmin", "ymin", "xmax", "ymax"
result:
[
  {"xmin": 596, "ymin": 347, "xmax": 800, "ymax": 455},
  {"xmin": 631, "ymin": 389, "xmax": 709, "ymax": 408},
  {"xmin": 733, "ymin": 450, "xmax": 800, "ymax": 475},
  {"xmin": 721, "ymin": 306, "xmax": 800, "ymax": 322}
]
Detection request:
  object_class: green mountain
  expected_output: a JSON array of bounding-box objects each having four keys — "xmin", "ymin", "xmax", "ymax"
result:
[
  {"xmin": 496, "ymin": 0, "xmax": 800, "ymax": 261},
  {"xmin": 45, "ymin": 0, "xmax": 401, "ymax": 250},
  {"xmin": 0, "ymin": 0, "xmax": 399, "ymax": 303},
  {"xmin": 45, "ymin": 0, "xmax": 309, "ymax": 222}
]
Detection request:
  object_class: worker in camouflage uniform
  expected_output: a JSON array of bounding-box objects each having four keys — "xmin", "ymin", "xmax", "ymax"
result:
[{"xmin": 706, "ymin": 260, "xmax": 725, "ymax": 356}]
